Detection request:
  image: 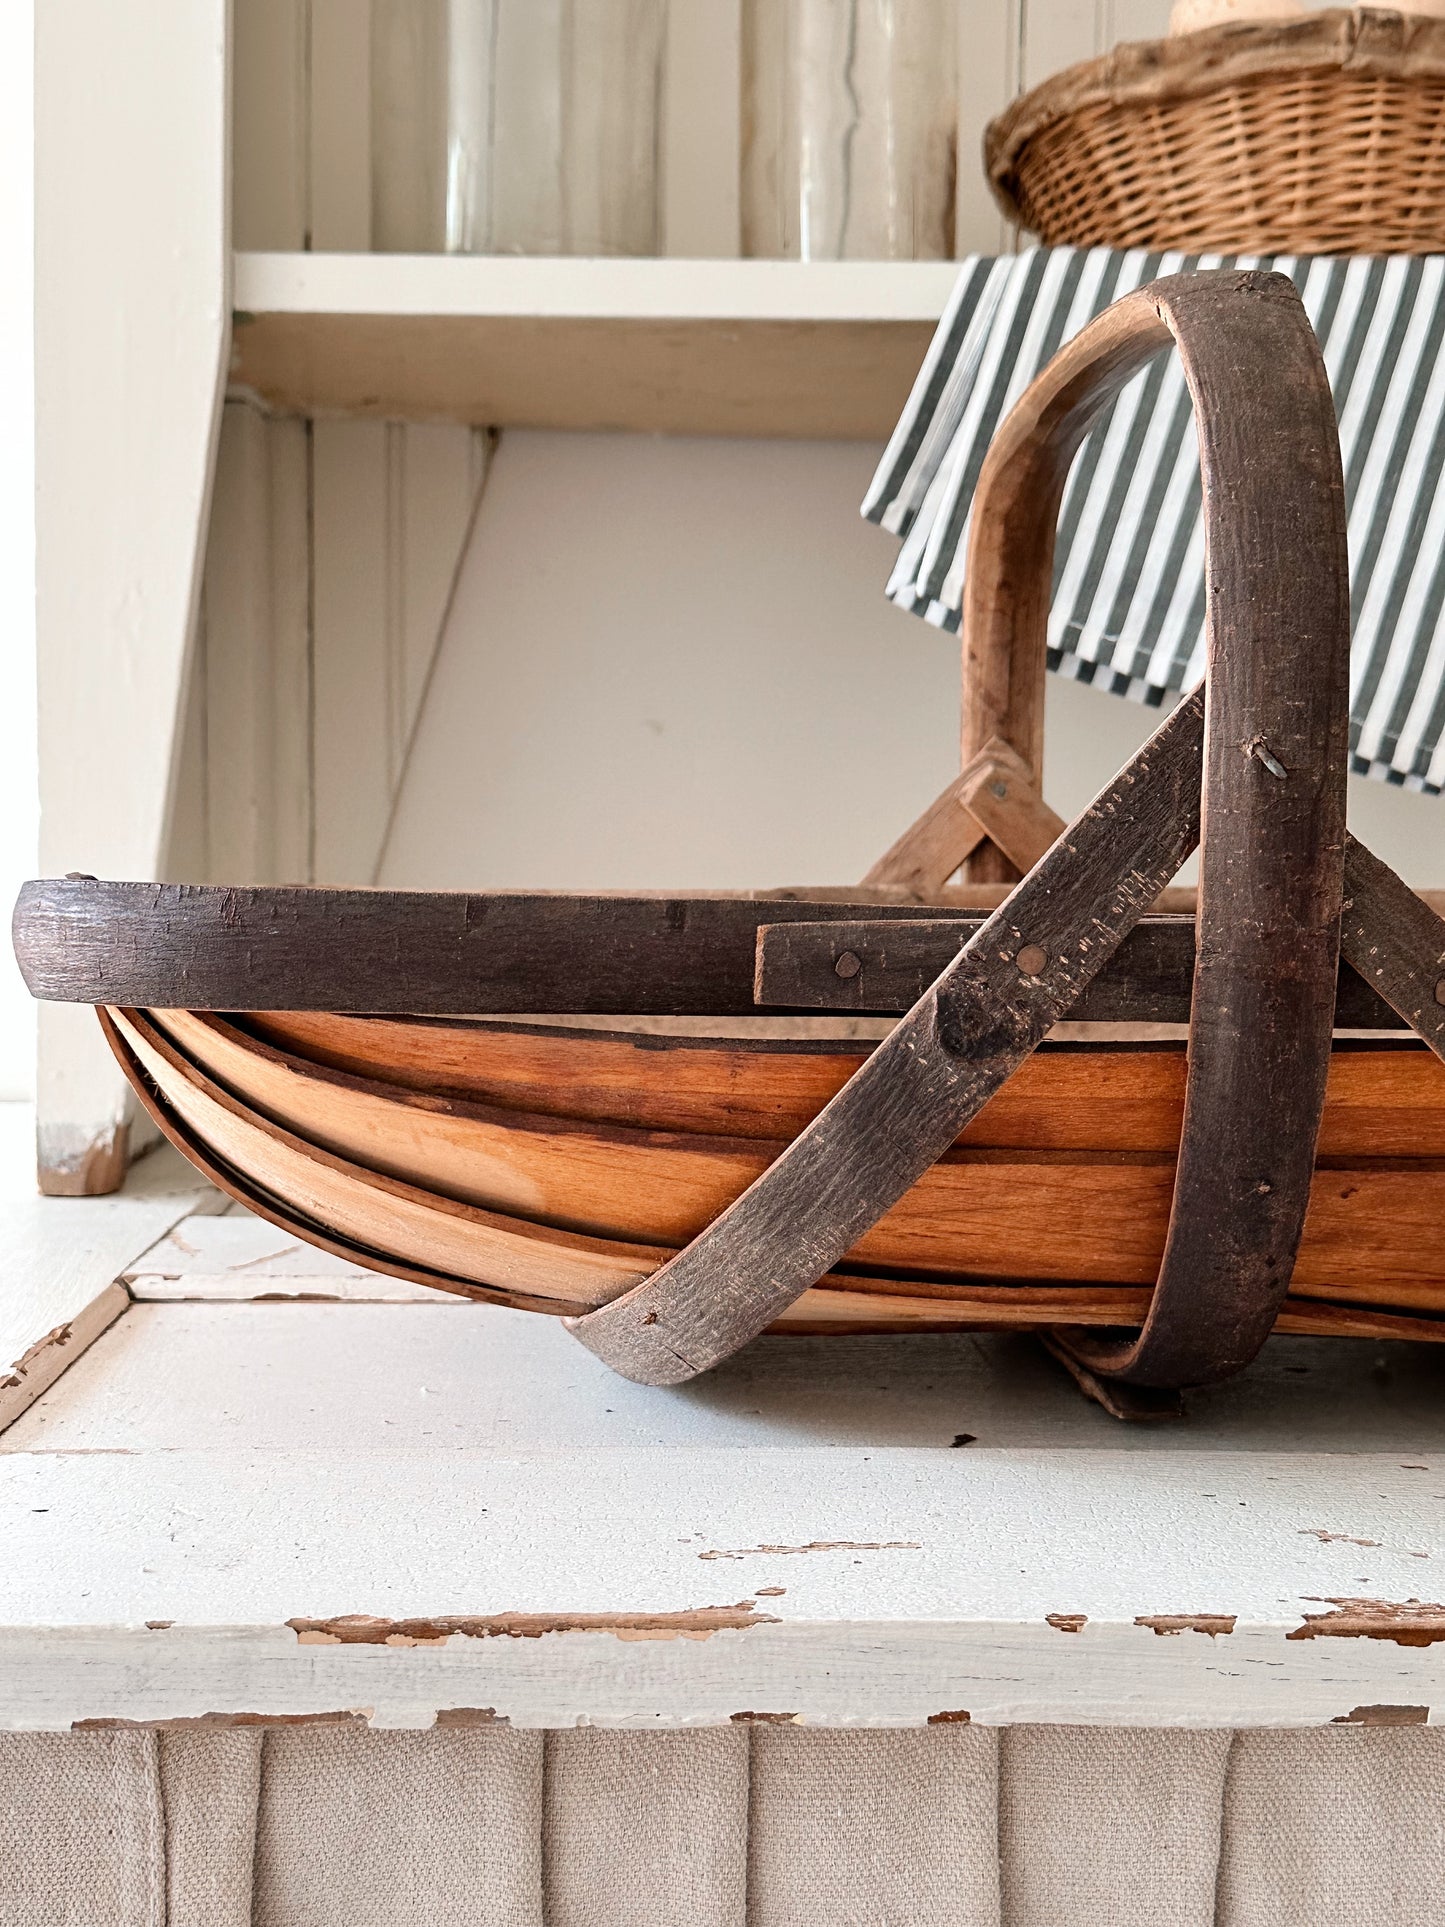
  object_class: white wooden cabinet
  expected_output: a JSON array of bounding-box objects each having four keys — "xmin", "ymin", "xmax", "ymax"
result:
[
  {"xmin": 5, "ymin": 1175, "xmax": 1445, "ymax": 1732},
  {"xmin": 31, "ymin": 0, "xmax": 1173, "ymax": 1191}
]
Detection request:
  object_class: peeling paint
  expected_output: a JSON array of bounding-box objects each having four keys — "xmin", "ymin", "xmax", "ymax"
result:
[
  {"xmin": 1332, "ymin": 1704, "xmax": 1430, "ymax": 1726},
  {"xmin": 1136, "ymin": 1615, "xmax": 1236, "ymax": 1637},
  {"xmin": 1287, "ymin": 1598, "xmax": 1445, "ymax": 1646},
  {"xmin": 433, "ymin": 1707, "xmax": 510, "ymax": 1727},
  {"xmin": 698, "ymin": 1542, "xmax": 920, "ymax": 1562},
  {"xmin": 730, "ymin": 1711, "xmax": 803, "ymax": 1724},
  {"xmin": 5, "ymin": 1320, "xmax": 75, "ymax": 1387},
  {"xmin": 73, "ymin": 1709, "xmax": 372, "ymax": 1731},
  {"xmin": 288, "ymin": 1604, "xmax": 778, "ymax": 1646},
  {"xmin": 1046, "ymin": 1614, "xmax": 1087, "ymax": 1633},
  {"xmin": 927, "ymin": 1709, "xmax": 972, "ymax": 1724},
  {"xmin": 1301, "ymin": 1530, "xmax": 1381, "ymax": 1548}
]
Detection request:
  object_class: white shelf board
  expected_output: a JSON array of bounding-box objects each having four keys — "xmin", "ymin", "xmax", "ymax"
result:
[
  {"xmin": 4, "ymin": 1220, "xmax": 1445, "ymax": 1733},
  {"xmin": 230, "ymin": 252, "xmax": 962, "ymax": 437}
]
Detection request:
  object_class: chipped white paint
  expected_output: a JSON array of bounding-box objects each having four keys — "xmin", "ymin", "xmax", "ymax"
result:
[
  {"xmin": 0, "ymin": 1170, "xmax": 220, "ymax": 1435},
  {"xmin": 1, "ymin": 1446, "xmax": 1443, "ymax": 1730},
  {"xmin": 4, "ymin": 1276, "xmax": 1445, "ymax": 1728}
]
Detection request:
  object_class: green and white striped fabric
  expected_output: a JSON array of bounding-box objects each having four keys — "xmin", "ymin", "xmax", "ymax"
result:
[{"xmin": 864, "ymin": 249, "xmax": 1445, "ymax": 795}]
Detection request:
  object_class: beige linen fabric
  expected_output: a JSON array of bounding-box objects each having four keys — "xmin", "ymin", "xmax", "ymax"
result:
[
  {"xmin": 1001, "ymin": 1725, "xmax": 1232, "ymax": 1927},
  {"xmin": 6, "ymin": 1723, "xmax": 1445, "ymax": 1921},
  {"xmin": 160, "ymin": 1729, "xmax": 261, "ymax": 1927},
  {"xmin": 0, "ymin": 1731, "xmax": 164, "ymax": 1927},
  {"xmin": 748, "ymin": 1725, "xmax": 1001, "ymax": 1927},
  {"xmin": 251, "ymin": 1724, "xmax": 544, "ymax": 1927},
  {"xmin": 544, "ymin": 1727, "xmax": 748, "ymax": 1927},
  {"xmin": 1219, "ymin": 1727, "xmax": 1445, "ymax": 1927}
]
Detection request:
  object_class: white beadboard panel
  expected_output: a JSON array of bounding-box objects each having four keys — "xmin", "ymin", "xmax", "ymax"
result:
[
  {"xmin": 309, "ymin": 0, "xmax": 372, "ymax": 251},
  {"xmin": 1022, "ymin": 0, "xmax": 1105, "ymax": 87},
  {"xmin": 665, "ymin": 0, "xmax": 742, "ymax": 258},
  {"xmin": 957, "ymin": 0, "xmax": 1022, "ymax": 255},
  {"xmin": 232, "ymin": 0, "xmax": 309, "ymax": 252},
  {"xmin": 311, "ymin": 419, "xmax": 392, "ymax": 880},
  {"xmin": 164, "ymin": 605, "xmax": 212, "ymax": 886},
  {"xmin": 312, "ymin": 420, "xmax": 489, "ymax": 883},
  {"xmin": 195, "ymin": 404, "xmax": 312, "ymax": 884},
  {"xmin": 1109, "ymin": 0, "xmax": 1178, "ymax": 47}
]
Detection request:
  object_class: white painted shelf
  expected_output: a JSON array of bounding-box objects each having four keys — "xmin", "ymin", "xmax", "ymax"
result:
[
  {"xmin": 230, "ymin": 253, "xmax": 962, "ymax": 437},
  {"xmin": 4, "ymin": 1204, "xmax": 1445, "ymax": 1732}
]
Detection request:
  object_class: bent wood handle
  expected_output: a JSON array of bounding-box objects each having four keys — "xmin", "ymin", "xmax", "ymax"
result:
[{"xmin": 572, "ymin": 270, "xmax": 1350, "ymax": 1389}]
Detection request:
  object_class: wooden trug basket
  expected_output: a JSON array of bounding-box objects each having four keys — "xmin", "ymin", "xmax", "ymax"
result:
[
  {"xmin": 986, "ymin": 8, "xmax": 1445, "ymax": 253},
  {"xmin": 14, "ymin": 271, "xmax": 1445, "ymax": 1410}
]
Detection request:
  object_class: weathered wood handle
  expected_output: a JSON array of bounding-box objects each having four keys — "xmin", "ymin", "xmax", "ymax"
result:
[
  {"xmin": 1049, "ymin": 271, "xmax": 1351, "ymax": 1388},
  {"xmin": 956, "ymin": 281, "xmax": 1174, "ymax": 882},
  {"xmin": 571, "ymin": 268, "xmax": 1352, "ymax": 1391}
]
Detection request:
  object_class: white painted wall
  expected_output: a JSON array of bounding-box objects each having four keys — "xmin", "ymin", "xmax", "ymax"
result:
[
  {"xmin": 0, "ymin": 0, "xmax": 36, "ymax": 1101},
  {"xmin": 379, "ymin": 429, "xmax": 1445, "ymax": 894}
]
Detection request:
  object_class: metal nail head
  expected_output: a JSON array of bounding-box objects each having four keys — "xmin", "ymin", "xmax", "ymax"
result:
[
  {"xmin": 834, "ymin": 950, "xmax": 863, "ymax": 980},
  {"xmin": 1016, "ymin": 943, "xmax": 1047, "ymax": 978}
]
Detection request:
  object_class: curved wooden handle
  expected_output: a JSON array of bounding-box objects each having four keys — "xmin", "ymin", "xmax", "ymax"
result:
[
  {"xmin": 956, "ymin": 284, "xmax": 1172, "ymax": 881},
  {"xmin": 1054, "ymin": 271, "xmax": 1351, "ymax": 1388},
  {"xmin": 571, "ymin": 270, "xmax": 1351, "ymax": 1390}
]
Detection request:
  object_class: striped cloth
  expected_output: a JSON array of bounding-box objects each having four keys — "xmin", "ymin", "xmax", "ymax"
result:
[{"xmin": 864, "ymin": 249, "xmax": 1445, "ymax": 794}]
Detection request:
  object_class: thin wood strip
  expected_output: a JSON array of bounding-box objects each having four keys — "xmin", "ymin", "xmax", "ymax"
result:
[
  {"xmin": 956, "ymin": 740, "xmax": 1067, "ymax": 880},
  {"xmin": 1340, "ymin": 833, "xmax": 1445, "ymax": 1061},
  {"xmin": 95, "ymin": 1012, "xmax": 1445, "ymax": 1347},
  {"xmin": 753, "ymin": 918, "xmax": 1402, "ymax": 1026},
  {"xmin": 236, "ymin": 1012, "xmax": 1445, "ymax": 1158},
  {"xmin": 149, "ymin": 1008, "xmax": 1445, "ymax": 1297}
]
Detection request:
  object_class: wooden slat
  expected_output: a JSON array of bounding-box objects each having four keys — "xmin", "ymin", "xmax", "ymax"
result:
[
  {"xmin": 1341, "ymin": 834, "xmax": 1445, "ymax": 1061},
  {"xmin": 98, "ymin": 1012, "xmax": 1445, "ymax": 1346},
  {"xmin": 241, "ymin": 1010, "xmax": 1445, "ymax": 1159},
  {"xmin": 957, "ymin": 741, "xmax": 1068, "ymax": 876},
  {"xmin": 142, "ymin": 1007, "xmax": 1445, "ymax": 1303},
  {"xmin": 25, "ymin": 876, "xmax": 1412, "ymax": 1025},
  {"xmin": 755, "ymin": 918, "xmax": 1403, "ymax": 1026},
  {"xmin": 14, "ymin": 881, "xmax": 1203, "ymax": 1016}
]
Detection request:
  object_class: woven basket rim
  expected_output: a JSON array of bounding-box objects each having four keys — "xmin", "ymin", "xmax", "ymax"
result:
[{"xmin": 986, "ymin": 6, "xmax": 1445, "ymax": 227}]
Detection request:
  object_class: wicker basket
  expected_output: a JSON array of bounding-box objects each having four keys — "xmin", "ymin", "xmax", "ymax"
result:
[{"xmin": 986, "ymin": 8, "xmax": 1445, "ymax": 253}]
